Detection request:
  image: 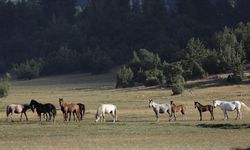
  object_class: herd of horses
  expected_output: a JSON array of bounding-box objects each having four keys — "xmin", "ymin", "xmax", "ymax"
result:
[
  {"xmin": 5, "ymin": 98, "xmax": 250, "ymax": 122},
  {"xmin": 149, "ymin": 99, "xmax": 250, "ymax": 121}
]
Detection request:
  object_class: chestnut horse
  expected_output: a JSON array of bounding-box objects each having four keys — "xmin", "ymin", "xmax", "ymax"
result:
[
  {"xmin": 6, "ymin": 104, "xmax": 31, "ymax": 121},
  {"xmin": 59, "ymin": 98, "xmax": 81, "ymax": 121},
  {"xmin": 170, "ymin": 101, "xmax": 186, "ymax": 121},
  {"xmin": 194, "ymin": 101, "xmax": 214, "ymax": 121}
]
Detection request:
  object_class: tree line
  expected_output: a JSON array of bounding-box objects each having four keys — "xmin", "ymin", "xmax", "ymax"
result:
[{"xmin": 0, "ymin": 0, "xmax": 250, "ymax": 81}]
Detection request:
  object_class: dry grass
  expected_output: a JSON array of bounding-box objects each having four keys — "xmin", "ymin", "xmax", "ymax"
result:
[{"xmin": 0, "ymin": 72, "xmax": 250, "ymax": 150}]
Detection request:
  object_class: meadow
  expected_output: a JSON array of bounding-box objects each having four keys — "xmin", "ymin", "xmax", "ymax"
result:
[{"xmin": 0, "ymin": 72, "xmax": 250, "ymax": 150}]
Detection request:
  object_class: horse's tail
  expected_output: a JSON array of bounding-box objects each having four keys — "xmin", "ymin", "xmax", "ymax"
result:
[
  {"xmin": 82, "ymin": 104, "xmax": 85, "ymax": 119},
  {"xmin": 114, "ymin": 106, "xmax": 117, "ymax": 122},
  {"xmin": 51, "ymin": 105, "xmax": 57, "ymax": 117},
  {"xmin": 241, "ymin": 102, "xmax": 250, "ymax": 110},
  {"xmin": 6, "ymin": 105, "xmax": 10, "ymax": 117}
]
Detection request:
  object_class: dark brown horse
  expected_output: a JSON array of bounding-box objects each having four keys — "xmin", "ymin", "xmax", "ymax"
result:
[
  {"xmin": 59, "ymin": 98, "xmax": 81, "ymax": 121},
  {"xmin": 194, "ymin": 101, "xmax": 214, "ymax": 121},
  {"xmin": 170, "ymin": 101, "xmax": 186, "ymax": 121}
]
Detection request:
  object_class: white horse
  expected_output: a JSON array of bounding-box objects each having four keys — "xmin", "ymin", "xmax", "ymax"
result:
[
  {"xmin": 95, "ymin": 104, "xmax": 117, "ymax": 122},
  {"xmin": 148, "ymin": 99, "xmax": 172, "ymax": 122},
  {"xmin": 213, "ymin": 100, "xmax": 250, "ymax": 120}
]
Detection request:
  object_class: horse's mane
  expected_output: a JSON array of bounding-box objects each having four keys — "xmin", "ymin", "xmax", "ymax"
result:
[{"xmin": 96, "ymin": 104, "xmax": 103, "ymax": 116}]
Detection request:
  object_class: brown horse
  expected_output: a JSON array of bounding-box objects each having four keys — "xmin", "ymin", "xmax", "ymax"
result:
[
  {"xmin": 6, "ymin": 104, "xmax": 31, "ymax": 121},
  {"xmin": 194, "ymin": 101, "xmax": 214, "ymax": 121},
  {"xmin": 59, "ymin": 98, "xmax": 81, "ymax": 121},
  {"xmin": 170, "ymin": 101, "xmax": 186, "ymax": 121}
]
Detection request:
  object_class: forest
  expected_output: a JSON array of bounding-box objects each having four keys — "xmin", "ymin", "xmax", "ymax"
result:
[{"xmin": 0, "ymin": 0, "xmax": 250, "ymax": 81}]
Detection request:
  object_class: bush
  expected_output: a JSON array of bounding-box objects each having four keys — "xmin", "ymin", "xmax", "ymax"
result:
[
  {"xmin": 171, "ymin": 77, "xmax": 185, "ymax": 95},
  {"xmin": 116, "ymin": 66, "xmax": 134, "ymax": 88},
  {"xmin": 162, "ymin": 62, "xmax": 185, "ymax": 95},
  {"xmin": 11, "ymin": 58, "xmax": 44, "ymax": 80},
  {"xmin": 144, "ymin": 69, "xmax": 165, "ymax": 86},
  {"xmin": 0, "ymin": 73, "xmax": 11, "ymax": 98}
]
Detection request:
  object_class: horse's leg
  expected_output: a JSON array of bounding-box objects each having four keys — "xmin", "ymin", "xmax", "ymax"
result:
[
  {"xmin": 102, "ymin": 113, "xmax": 105, "ymax": 122},
  {"xmin": 181, "ymin": 110, "xmax": 185, "ymax": 120},
  {"xmin": 24, "ymin": 112, "xmax": 28, "ymax": 121},
  {"xmin": 199, "ymin": 111, "xmax": 202, "ymax": 121},
  {"xmin": 20, "ymin": 113, "xmax": 23, "ymax": 121},
  {"xmin": 111, "ymin": 112, "xmax": 115, "ymax": 122},
  {"xmin": 154, "ymin": 110, "xmax": 159, "ymax": 122},
  {"xmin": 210, "ymin": 110, "xmax": 214, "ymax": 120},
  {"xmin": 236, "ymin": 109, "xmax": 241, "ymax": 120},
  {"xmin": 69, "ymin": 112, "xmax": 71, "ymax": 121},
  {"xmin": 223, "ymin": 110, "xmax": 228, "ymax": 120}
]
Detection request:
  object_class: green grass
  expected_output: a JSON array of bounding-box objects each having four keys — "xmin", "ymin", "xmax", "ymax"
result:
[{"xmin": 0, "ymin": 72, "xmax": 250, "ymax": 150}]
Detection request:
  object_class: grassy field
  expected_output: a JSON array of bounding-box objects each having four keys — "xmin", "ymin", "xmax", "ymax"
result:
[{"xmin": 0, "ymin": 72, "xmax": 250, "ymax": 150}]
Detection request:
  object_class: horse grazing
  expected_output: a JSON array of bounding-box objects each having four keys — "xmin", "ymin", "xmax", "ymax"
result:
[
  {"xmin": 59, "ymin": 98, "xmax": 81, "ymax": 121},
  {"xmin": 77, "ymin": 103, "xmax": 85, "ymax": 120},
  {"xmin": 148, "ymin": 99, "xmax": 171, "ymax": 122},
  {"xmin": 95, "ymin": 104, "xmax": 117, "ymax": 122},
  {"xmin": 194, "ymin": 101, "xmax": 214, "ymax": 121},
  {"xmin": 6, "ymin": 104, "xmax": 31, "ymax": 121},
  {"xmin": 170, "ymin": 101, "xmax": 186, "ymax": 121},
  {"xmin": 29, "ymin": 99, "xmax": 57, "ymax": 122},
  {"xmin": 213, "ymin": 100, "xmax": 250, "ymax": 120}
]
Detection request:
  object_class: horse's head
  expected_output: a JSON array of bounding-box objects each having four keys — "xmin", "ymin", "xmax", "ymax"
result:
[
  {"xmin": 59, "ymin": 98, "xmax": 64, "ymax": 106},
  {"xmin": 95, "ymin": 113, "xmax": 100, "ymax": 122},
  {"xmin": 148, "ymin": 99, "xmax": 154, "ymax": 108},
  {"xmin": 29, "ymin": 99, "xmax": 37, "ymax": 112},
  {"xmin": 194, "ymin": 102, "xmax": 198, "ymax": 108},
  {"xmin": 213, "ymin": 100, "xmax": 219, "ymax": 108}
]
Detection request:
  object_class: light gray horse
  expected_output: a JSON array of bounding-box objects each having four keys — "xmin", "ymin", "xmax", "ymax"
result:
[{"xmin": 148, "ymin": 99, "xmax": 172, "ymax": 122}]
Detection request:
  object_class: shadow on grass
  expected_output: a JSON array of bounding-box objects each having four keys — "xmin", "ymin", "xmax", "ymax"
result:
[{"xmin": 197, "ymin": 123, "xmax": 250, "ymax": 129}]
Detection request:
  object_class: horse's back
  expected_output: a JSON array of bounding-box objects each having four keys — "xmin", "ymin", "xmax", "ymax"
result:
[
  {"xmin": 221, "ymin": 101, "xmax": 238, "ymax": 110},
  {"xmin": 101, "ymin": 104, "xmax": 116, "ymax": 113}
]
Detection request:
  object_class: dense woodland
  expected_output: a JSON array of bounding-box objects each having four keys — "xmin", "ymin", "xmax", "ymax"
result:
[{"xmin": 0, "ymin": 0, "xmax": 250, "ymax": 80}]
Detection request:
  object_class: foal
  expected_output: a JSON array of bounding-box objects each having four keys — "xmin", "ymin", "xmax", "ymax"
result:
[
  {"xmin": 59, "ymin": 98, "xmax": 81, "ymax": 121},
  {"xmin": 194, "ymin": 101, "xmax": 214, "ymax": 121},
  {"xmin": 170, "ymin": 101, "xmax": 186, "ymax": 121}
]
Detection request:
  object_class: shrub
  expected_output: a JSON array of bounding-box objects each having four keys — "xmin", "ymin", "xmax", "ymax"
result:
[
  {"xmin": 11, "ymin": 58, "xmax": 44, "ymax": 80},
  {"xmin": 162, "ymin": 62, "xmax": 185, "ymax": 95},
  {"xmin": 144, "ymin": 69, "xmax": 165, "ymax": 86},
  {"xmin": 0, "ymin": 73, "xmax": 11, "ymax": 98},
  {"xmin": 116, "ymin": 66, "xmax": 134, "ymax": 88},
  {"xmin": 171, "ymin": 76, "xmax": 185, "ymax": 95}
]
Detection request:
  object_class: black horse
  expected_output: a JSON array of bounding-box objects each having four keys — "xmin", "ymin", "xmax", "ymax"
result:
[
  {"xmin": 29, "ymin": 99, "xmax": 57, "ymax": 122},
  {"xmin": 77, "ymin": 103, "xmax": 85, "ymax": 120}
]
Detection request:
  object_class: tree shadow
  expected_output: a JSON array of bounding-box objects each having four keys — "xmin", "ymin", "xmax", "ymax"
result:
[
  {"xmin": 185, "ymin": 77, "xmax": 250, "ymax": 89},
  {"xmin": 197, "ymin": 123, "xmax": 250, "ymax": 129}
]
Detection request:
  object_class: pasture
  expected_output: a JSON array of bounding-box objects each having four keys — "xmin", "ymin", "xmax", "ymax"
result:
[{"xmin": 0, "ymin": 72, "xmax": 250, "ymax": 150}]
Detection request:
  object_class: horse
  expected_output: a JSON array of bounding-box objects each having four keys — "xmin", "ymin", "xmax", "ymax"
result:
[
  {"xmin": 194, "ymin": 101, "xmax": 214, "ymax": 121},
  {"xmin": 95, "ymin": 104, "xmax": 117, "ymax": 122},
  {"xmin": 170, "ymin": 101, "xmax": 186, "ymax": 121},
  {"xmin": 213, "ymin": 100, "xmax": 250, "ymax": 120},
  {"xmin": 6, "ymin": 104, "xmax": 31, "ymax": 121},
  {"xmin": 77, "ymin": 103, "xmax": 85, "ymax": 120},
  {"xmin": 59, "ymin": 98, "xmax": 81, "ymax": 121},
  {"xmin": 29, "ymin": 99, "xmax": 57, "ymax": 122},
  {"xmin": 148, "ymin": 99, "xmax": 171, "ymax": 122}
]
